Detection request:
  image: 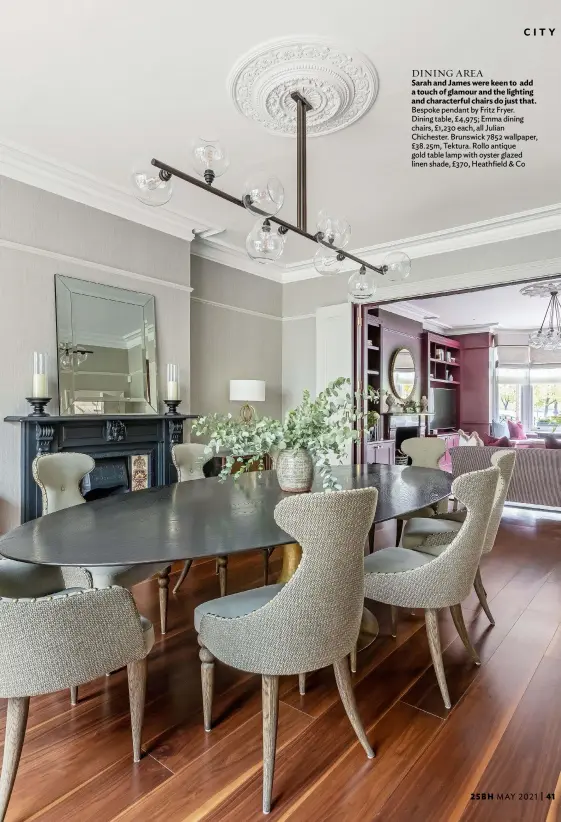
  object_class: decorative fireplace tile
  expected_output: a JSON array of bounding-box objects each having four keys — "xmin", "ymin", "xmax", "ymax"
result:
[{"xmin": 130, "ymin": 454, "xmax": 150, "ymax": 492}]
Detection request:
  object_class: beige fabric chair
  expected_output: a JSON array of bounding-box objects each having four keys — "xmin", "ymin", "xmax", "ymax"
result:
[
  {"xmin": 33, "ymin": 453, "xmax": 171, "ymax": 634},
  {"xmin": 395, "ymin": 437, "xmax": 448, "ymax": 543},
  {"xmin": 364, "ymin": 466, "xmax": 499, "ymax": 709},
  {"xmin": 402, "ymin": 450, "xmax": 516, "ymax": 625},
  {"xmin": 196, "ymin": 488, "xmax": 378, "ymax": 814},
  {"xmin": 0, "ymin": 586, "xmax": 153, "ymax": 821},
  {"xmin": 171, "ymin": 444, "xmax": 209, "ymax": 594}
]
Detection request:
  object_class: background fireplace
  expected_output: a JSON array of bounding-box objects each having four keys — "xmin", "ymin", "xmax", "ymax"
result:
[{"xmin": 4, "ymin": 413, "xmax": 197, "ymax": 522}]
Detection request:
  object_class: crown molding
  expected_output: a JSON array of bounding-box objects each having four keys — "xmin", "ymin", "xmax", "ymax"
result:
[
  {"xmin": 0, "ymin": 139, "xmax": 219, "ymax": 242},
  {"xmin": 280, "ymin": 202, "xmax": 561, "ymax": 283},
  {"xmin": 0, "ymin": 238, "xmax": 193, "ymax": 293}
]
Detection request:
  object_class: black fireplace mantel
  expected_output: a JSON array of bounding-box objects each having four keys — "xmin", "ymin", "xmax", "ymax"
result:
[{"xmin": 5, "ymin": 413, "xmax": 198, "ymax": 523}]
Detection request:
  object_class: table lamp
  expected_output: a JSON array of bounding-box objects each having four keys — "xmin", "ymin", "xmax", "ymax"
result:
[{"xmin": 229, "ymin": 379, "xmax": 266, "ymax": 422}]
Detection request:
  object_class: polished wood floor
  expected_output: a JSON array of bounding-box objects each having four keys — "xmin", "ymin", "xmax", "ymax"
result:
[{"xmin": 3, "ymin": 508, "xmax": 561, "ymax": 822}]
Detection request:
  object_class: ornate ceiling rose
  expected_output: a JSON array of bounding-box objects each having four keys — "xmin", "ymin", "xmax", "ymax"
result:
[{"xmin": 228, "ymin": 37, "xmax": 379, "ymax": 137}]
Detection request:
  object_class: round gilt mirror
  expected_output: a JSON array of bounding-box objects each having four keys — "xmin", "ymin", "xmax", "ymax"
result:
[{"xmin": 389, "ymin": 347, "xmax": 416, "ymax": 401}]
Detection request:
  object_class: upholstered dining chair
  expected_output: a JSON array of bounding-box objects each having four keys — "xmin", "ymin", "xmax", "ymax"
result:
[
  {"xmin": 401, "ymin": 450, "xmax": 516, "ymax": 626},
  {"xmin": 33, "ymin": 453, "xmax": 172, "ymax": 643},
  {"xmin": 171, "ymin": 443, "xmax": 209, "ymax": 594},
  {"xmin": 395, "ymin": 437, "xmax": 448, "ymax": 543},
  {"xmin": 0, "ymin": 586, "xmax": 153, "ymax": 822},
  {"xmin": 364, "ymin": 465, "xmax": 499, "ymax": 709},
  {"xmin": 195, "ymin": 487, "xmax": 378, "ymax": 814}
]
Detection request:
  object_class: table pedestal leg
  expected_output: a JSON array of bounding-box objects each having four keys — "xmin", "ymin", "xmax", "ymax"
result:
[
  {"xmin": 357, "ymin": 608, "xmax": 379, "ymax": 651},
  {"xmin": 278, "ymin": 543, "xmax": 302, "ymax": 583}
]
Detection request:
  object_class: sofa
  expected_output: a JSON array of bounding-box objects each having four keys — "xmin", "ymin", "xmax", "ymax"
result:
[{"xmin": 449, "ymin": 445, "xmax": 561, "ymax": 508}]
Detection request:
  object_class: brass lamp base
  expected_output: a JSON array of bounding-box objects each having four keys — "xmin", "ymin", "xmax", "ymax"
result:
[{"xmin": 240, "ymin": 403, "xmax": 256, "ymax": 423}]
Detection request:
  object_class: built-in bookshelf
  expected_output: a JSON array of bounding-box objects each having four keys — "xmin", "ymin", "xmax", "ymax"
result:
[{"xmin": 422, "ymin": 332, "xmax": 462, "ymax": 431}]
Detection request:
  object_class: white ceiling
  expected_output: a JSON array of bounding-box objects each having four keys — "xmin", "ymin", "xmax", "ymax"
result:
[
  {"xmin": 1, "ymin": 0, "xmax": 560, "ymax": 280},
  {"xmin": 394, "ymin": 279, "xmax": 561, "ymax": 331}
]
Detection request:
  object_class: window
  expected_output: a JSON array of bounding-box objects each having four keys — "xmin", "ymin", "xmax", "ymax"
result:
[
  {"xmin": 496, "ymin": 365, "xmax": 561, "ymax": 431},
  {"xmin": 497, "ymin": 383, "xmax": 520, "ymax": 421}
]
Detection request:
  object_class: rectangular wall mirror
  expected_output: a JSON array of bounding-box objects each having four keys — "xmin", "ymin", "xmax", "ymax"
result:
[{"xmin": 55, "ymin": 275, "xmax": 158, "ymax": 415}]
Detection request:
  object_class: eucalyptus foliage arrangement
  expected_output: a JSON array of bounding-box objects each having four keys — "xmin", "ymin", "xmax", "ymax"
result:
[{"xmin": 191, "ymin": 377, "xmax": 379, "ymax": 490}]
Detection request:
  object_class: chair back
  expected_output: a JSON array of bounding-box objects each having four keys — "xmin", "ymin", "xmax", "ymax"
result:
[
  {"xmin": 198, "ymin": 487, "xmax": 378, "ymax": 675},
  {"xmin": 33, "ymin": 452, "xmax": 94, "ymax": 514},
  {"xmin": 406, "ymin": 466, "xmax": 499, "ymax": 608},
  {"xmin": 171, "ymin": 443, "xmax": 208, "ymax": 482},
  {"xmin": 482, "ymin": 450, "xmax": 516, "ymax": 554},
  {"xmin": 401, "ymin": 437, "xmax": 447, "ymax": 468}
]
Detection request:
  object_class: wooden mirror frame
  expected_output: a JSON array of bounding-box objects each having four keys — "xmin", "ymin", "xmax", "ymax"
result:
[{"xmin": 389, "ymin": 347, "xmax": 417, "ymax": 402}]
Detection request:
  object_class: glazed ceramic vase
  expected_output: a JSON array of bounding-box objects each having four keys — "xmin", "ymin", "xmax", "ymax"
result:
[{"xmin": 275, "ymin": 448, "xmax": 314, "ymax": 493}]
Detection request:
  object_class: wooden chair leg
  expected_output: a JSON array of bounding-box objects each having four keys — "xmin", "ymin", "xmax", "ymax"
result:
[
  {"xmin": 0, "ymin": 696, "xmax": 29, "ymax": 821},
  {"xmin": 390, "ymin": 605, "xmax": 398, "ymax": 639},
  {"xmin": 262, "ymin": 674, "xmax": 279, "ymax": 815},
  {"xmin": 350, "ymin": 643, "xmax": 358, "ymax": 674},
  {"xmin": 424, "ymin": 609, "xmax": 451, "ymax": 709},
  {"xmin": 70, "ymin": 686, "xmax": 78, "ymax": 706},
  {"xmin": 158, "ymin": 566, "xmax": 171, "ymax": 635},
  {"xmin": 173, "ymin": 559, "xmax": 193, "ymax": 595},
  {"xmin": 450, "ymin": 604, "xmax": 481, "ymax": 665},
  {"xmin": 217, "ymin": 556, "xmax": 228, "ymax": 597},
  {"xmin": 332, "ymin": 658, "xmax": 374, "ymax": 759},
  {"xmin": 298, "ymin": 673, "xmax": 306, "ymax": 696},
  {"xmin": 127, "ymin": 658, "xmax": 147, "ymax": 763},
  {"xmin": 198, "ymin": 637, "xmax": 215, "ymax": 732},
  {"xmin": 396, "ymin": 518, "xmax": 405, "ymax": 545},
  {"xmin": 474, "ymin": 567, "xmax": 495, "ymax": 626}
]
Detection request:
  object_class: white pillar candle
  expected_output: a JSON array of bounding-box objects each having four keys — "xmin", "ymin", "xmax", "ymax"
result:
[
  {"xmin": 32, "ymin": 372, "xmax": 48, "ymax": 397},
  {"xmin": 167, "ymin": 380, "xmax": 179, "ymax": 400}
]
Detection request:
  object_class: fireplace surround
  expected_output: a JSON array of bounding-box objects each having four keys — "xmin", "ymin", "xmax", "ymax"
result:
[{"xmin": 4, "ymin": 413, "xmax": 197, "ymax": 523}]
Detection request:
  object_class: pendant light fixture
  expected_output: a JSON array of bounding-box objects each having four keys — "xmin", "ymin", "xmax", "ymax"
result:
[
  {"xmin": 521, "ymin": 281, "xmax": 561, "ymax": 350},
  {"xmin": 132, "ymin": 85, "xmax": 412, "ymax": 300}
]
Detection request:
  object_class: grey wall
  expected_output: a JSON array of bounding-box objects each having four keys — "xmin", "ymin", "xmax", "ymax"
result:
[
  {"xmin": 190, "ymin": 256, "xmax": 283, "ymax": 419},
  {"xmin": 0, "ymin": 176, "xmax": 191, "ymax": 531}
]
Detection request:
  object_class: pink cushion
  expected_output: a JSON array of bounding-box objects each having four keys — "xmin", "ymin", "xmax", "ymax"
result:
[
  {"xmin": 507, "ymin": 420, "xmax": 526, "ymax": 439},
  {"xmin": 483, "ymin": 434, "xmax": 511, "ymax": 447}
]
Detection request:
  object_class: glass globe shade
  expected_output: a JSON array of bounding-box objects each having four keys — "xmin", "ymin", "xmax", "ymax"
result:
[
  {"xmin": 348, "ymin": 267, "xmax": 377, "ymax": 303},
  {"xmin": 246, "ymin": 220, "xmax": 285, "ymax": 264},
  {"xmin": 313, "ymin": 248, "xmax": 343, "ymax": 276},
  {"xmin": 191, "ymin": 138, "xmax": 229, "ymax": 181},
  {"xmin": 242, "ymin": 175, "xmax": 284, "ymax": 217},
  {"xmin": 383, "ymin": 250, "xmax": 412, "ymax": 282},
  {"xmin": 131, "ymin": 170, "xmax": 173, "ymax": 207},
  {"xmin": 316, "ymin": 210, "xmax": 351, "ymax": 248}
]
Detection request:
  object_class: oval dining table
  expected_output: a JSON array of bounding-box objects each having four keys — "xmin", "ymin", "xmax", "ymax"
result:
[{"xmin": 0, "ymin": 463, "xmax": 451, "ymax": 650}]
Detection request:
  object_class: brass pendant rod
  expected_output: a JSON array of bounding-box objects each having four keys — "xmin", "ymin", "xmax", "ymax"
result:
[{"xmin": 151, "ymin": 155, "xmax": 386, "ymax": 276}]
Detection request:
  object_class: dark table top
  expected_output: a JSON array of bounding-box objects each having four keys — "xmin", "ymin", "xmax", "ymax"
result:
[{"xmin": 0, "ymin": 465, "xmax": 452, "ymax": 567}]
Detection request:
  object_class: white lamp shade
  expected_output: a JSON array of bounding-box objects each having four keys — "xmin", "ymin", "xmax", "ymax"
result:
[{"xmin": 229, "ymin": 379, "xmax": 266, "ymax": 402}]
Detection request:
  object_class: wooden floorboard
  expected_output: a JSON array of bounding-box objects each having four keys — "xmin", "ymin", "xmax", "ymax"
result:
[{"xmin": 2, "ymin": 510, "xmax": 561, "ymax": 821}]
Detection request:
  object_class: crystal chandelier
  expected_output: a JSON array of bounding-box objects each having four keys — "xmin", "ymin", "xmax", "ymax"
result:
[
  {"xmin": 520, "ymin": 281, "xmax": 561, "ymax": 350},
  {"xmin": 131, "ymin": 91, "xmax": 412, "ymax": 302}
]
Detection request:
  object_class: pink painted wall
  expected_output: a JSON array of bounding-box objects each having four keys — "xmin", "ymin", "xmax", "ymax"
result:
[{"xmin": 454, "ymin": 333, "xmax": 492, "ymax": 437}]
